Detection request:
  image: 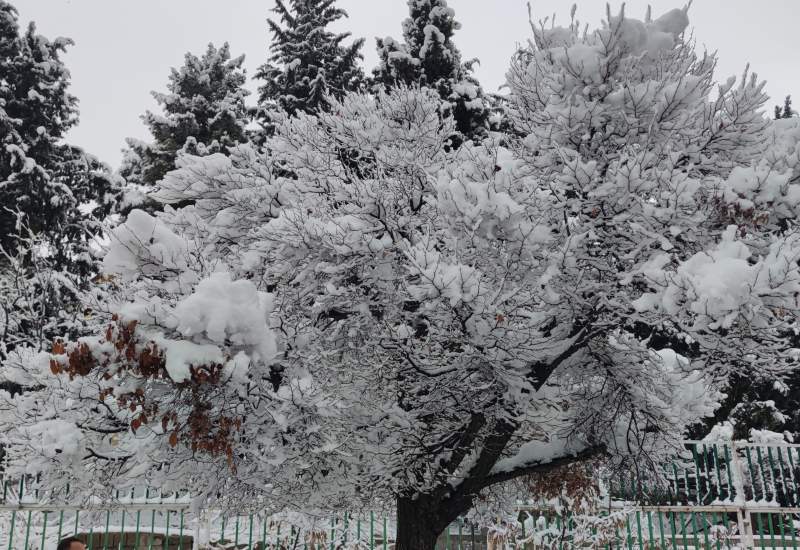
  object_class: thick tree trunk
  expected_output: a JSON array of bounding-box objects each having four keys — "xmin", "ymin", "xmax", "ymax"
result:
[{"xmin": 394, "ymin": 496, "xmax": 451, "ymax": 550}]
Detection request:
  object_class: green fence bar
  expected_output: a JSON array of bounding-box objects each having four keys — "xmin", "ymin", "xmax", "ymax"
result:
[
  {"xmin": 57, "ymin": 509, "xmax": 65, "ymax": 544},
  {"xmin": 657, "ymin": 510, "xmax": 666, "ymax": 549},
  {"xmin": 775, "ymin": 447, "xmax": 789, "ymax": 504},
  {"xmin": 767, "ymin": 447, "xmax": 780, "ymax": 503},
  {"xmin": 40, "ymin": 510, "xmax": 49, "ymax": 550},
  {"xmin": 755, "ymin": 511, "xmax": 765, "ymax": 546},
  {"xmin": 723, "ymin": 445, "xmax": 735, "ymax": 502},
  {"xmin": 636, "ymin": 510, "xmax": 644, "ymax": 550},
  {"xmin": 103, "ymin": 508, "xmax": 112, "ymax": 550},
  {"xmin": 624, "ymin": 513, "xmax": 632, "ymax": 550},
  {"xmin": 745, "ymin": 447, "xmax": 757, "ymax": 501},
  {"xmin": 6, "ymin": 508, "xmax": 16, "ymax": 550},
  {"xmin": 22, "ymin": 508, "xmax": 32, "ymax": 550},
  {"xmin": 234, "ymin": 515, "xmax": 240, "ymax": 547},
  {"xmin": 177, "ymin": 510, "xmax": 184, "ymax": 550},
  {"xmin": 712, "ymin": 445, "xmax": 724, "ymax": 500},
  {"xmin": 683, "ymin": 466, "xmax": 693, "ymax": 506},
  {"xmin": 768, "ymin": 513, "xmax": 776, "ymax": 550},
  {"xmin": 134, "ymin": 507, "xmax": 141, "ymax": 549},
  {"xmin": 787, "ymin": 447, "xmax": 799, "ymax": 505},
  {"xmin": 781, "ymin": 447, "xmax": 797, "ymax": 504},
  {"xmin": 691, "ymin": 445, "xmax": 704, "ymax": 502},
  {"xmin": 165, "ymin": 510, "xmax": 171, "ymax": 550},
  {"xmin": 147, "ymin": 509, "xmax": 156, "ymax": 550},
  {"xmin": 756, "ymin": 447, "xmax": 770, "ymax": 501}
]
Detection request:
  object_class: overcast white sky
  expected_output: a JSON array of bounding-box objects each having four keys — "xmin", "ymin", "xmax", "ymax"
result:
[{"xmin": 14, "ymin": 0, "xmax": 799, "ymax": 169}]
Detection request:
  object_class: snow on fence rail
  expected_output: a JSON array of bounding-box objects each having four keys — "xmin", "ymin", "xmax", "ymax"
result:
[{"xmin": 3, "ymin": 442, "xmax": 800, "ymax": 549}]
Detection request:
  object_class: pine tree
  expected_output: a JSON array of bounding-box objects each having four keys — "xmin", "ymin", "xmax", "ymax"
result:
[
  {"xmin": 254, "ymin": 0, "xmax": 364, "ymax": 134},
  {"xmin": 120, "ymin": 42, "xmax": 251, "ymax": 192},
  {"xmin": 782, "ymin": 95, "xmax": 794, "ymax": 118},
  {"xmin": 374, "ymin": 0, "xmax": 489, "ymax": 143},
  {"xmin": 0, "ymin": 0, "xmax": 118, "ymax": 373},
  {"xmin": 0, "ymin": 0, "xmax": 117, "ymax": 270},
  {"xmin": 775, "ymin": 95, "xmax": 794, "ymax": 119}
]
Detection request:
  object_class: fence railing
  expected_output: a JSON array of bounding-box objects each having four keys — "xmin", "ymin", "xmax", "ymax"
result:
[
  {"xmin": 3, "ymin": 441, "xmax": 800, "ymax": 549},
  {"xmin": 4, "ymin": 505, "xmax": 800, "ymax": 549},
  {"xmin": 609, "ymin": 441, "xmax": 800, "ymax": 507}
]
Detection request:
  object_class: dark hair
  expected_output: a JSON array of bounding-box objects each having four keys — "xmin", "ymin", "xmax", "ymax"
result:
[{"xmin": 56, "ymin": 537, "xmax": 84, "ymax": 550}]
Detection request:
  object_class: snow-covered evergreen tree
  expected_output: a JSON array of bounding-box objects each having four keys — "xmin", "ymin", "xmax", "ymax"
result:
[
  {"xmin": 3, "ymin": 6, "xmax": 800, "ymax": 550},
  {"xmin": 0, "ymin": 0, "xmax": 117, "ymax": 258},
  {"xmin": 775, "ymin": 95, "xmax": 794, "ymax": 119},
  {"xmin": 254, "ymin": 0, "xmax": 364, "ymax": 135},
  {"xmin": 0, "ymin": 0, "xmax": 119, "ymax": 366},
  {"xmin": 120, "ymin": 42, "xmax": 250, "ymax": 197},
  {"xmin": 374, "ymin": 0, "xmax": 489, "ymax": 143}
]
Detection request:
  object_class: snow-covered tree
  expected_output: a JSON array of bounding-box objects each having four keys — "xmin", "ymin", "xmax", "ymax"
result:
[
  {"xmin": 0, "ymin": 0, "xmax": 119, "ymax": 366},
  {"xmin": 3, "ymin": 6, "xmax": 800, "ymax": 550},
  {"xmin": 373, "ymin": 0, "xmax": 489, "ymax": 144},
  {"xmin": 775, "ymin": 95, "xmax": 794, "ymax": 119},
  {"xmin": 0, "ymin": 0, "xmax": 117, "ymax": 258},
  {"xmin": 691, "ymin": 112, "xmax": 800, "ymax": 442},
  {"xmin": 254, "ymin": 0, "xmax": 364, "ymax": 135},
  {"xmin": 120, "ymin": 42, "xmax": 250, "ymax": 198}
]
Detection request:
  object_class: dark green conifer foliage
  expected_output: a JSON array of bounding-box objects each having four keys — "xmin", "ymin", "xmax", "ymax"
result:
[
  {"xmin": 0, "ymin": 0, "xmax": 119, "ymax": 367},
  {"xmin": 254, "ymin": 0, "xmax": 364, "ymax": 135},
  {"xmin": 374, "ymin": 0, "xmax": 489, "ymax": 143},
  {"xmin": 120, "ymin": 42, "xmax": 251, "ymax": 190},
  {"xmin": 0, "ymin": 0, "xmax": 117, "ymax": 268}
]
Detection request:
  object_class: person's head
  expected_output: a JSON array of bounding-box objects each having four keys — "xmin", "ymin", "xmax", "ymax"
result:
[{"xmin": 56, "ymin": 537, "xmax": 86, "ymax": 550}]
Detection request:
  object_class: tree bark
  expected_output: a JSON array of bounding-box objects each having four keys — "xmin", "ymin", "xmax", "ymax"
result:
[{"xmin": 394, "ymin": 496, "xmax": 452, "ymax": 550}]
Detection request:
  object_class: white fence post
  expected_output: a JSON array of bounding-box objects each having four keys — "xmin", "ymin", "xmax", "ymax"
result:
[{"xmin": 736, "ymin": 508, "xmax": 755, "ymax": 549}]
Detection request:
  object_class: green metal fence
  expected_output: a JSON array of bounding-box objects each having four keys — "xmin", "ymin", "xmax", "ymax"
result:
[
  {"xmin": 514, "ymin": 506, "xmax": 800, "ymax": 549},
  {"xmin": 3, "ymin": 498, "xmax": 800, "ymax": 548},
  {"xmin": 4, "ymin": 442, "xmax": 800, "ymax": 549},
  {"xmin": 610, "ymin": 442, "xmax": 800, "ymax": 507}
]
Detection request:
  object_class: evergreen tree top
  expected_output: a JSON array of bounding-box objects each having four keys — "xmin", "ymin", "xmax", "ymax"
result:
[
  {"xmin": 374, "ymin": 0, "xmax": 488, "ymax": 142},
  {"xmin": 0, "ymin": 0, "xmax": 119, "ymax": 267},
  {"xmin": 156, "ymin": 42, "xmax": 248, "ymax": 112},
  {"xmin": 120, "ymin": 41, "xmax": 251, "ymax": 192},
  {"xmin": 376, "ymin": 0, "xmax": 470, "ymax": 88},
  {"xmin": 255, "ymin": 0, "xmax": 365, "ymax": 117},
  {"xmin": 0, "ymin": 1, "xmax": 77, "ymax": 143}
]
